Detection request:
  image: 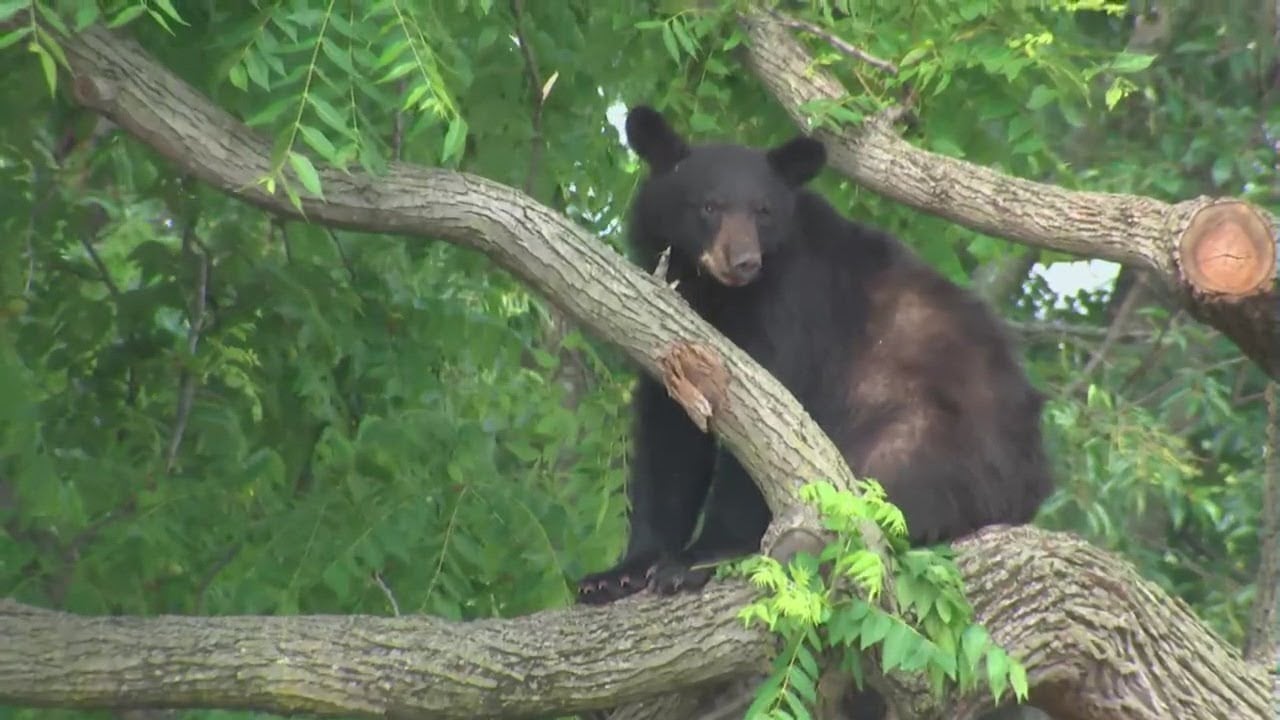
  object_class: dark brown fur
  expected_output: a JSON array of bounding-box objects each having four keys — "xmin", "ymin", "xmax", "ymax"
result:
[{"xmin": 577, "ymin": 106, "xmax": 1054, "ymax": 606}]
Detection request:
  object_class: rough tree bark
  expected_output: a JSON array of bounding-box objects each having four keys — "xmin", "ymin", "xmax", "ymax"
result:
[
  {"xmin": 0, "ymin": 8, "xmax": 1275, "ymax": 720},
  {"xmin": 2, "ymin": 527, "xmax": 1269, "ymax": 720},
  {"xmin": 741, "ymin": 11, "xmax": 1280, "ymax": 381}
]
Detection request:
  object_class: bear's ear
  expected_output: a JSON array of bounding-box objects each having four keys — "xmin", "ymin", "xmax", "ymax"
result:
[
  {"xmin": 626, "ymin": 105, "xmax": 690, "ymax": 173},
  {"xmin": 766, "ymin": 136, "xmax": 827, "ymax": 187}
]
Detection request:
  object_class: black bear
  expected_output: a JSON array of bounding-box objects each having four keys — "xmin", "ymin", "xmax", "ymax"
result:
[{"xmin": 576, "ymin": 106, "xmax": 1055, "ymax": 604}]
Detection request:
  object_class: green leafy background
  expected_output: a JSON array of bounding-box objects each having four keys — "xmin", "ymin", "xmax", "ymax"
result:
[{"xmin": 0, "ymin": 0, "xmax": 1276, "ymax": 717}]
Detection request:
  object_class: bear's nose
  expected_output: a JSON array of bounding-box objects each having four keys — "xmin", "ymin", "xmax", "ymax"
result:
[{"xmin": 730, "ymin": 252, "xmax": 761, "ymax": 279}]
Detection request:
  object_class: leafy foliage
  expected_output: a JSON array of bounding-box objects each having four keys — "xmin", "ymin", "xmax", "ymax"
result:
[
  {"xmin": 0, "ymin": 0, "xmax": 1276, "ymax": 718},
  {"xmin": 733, "ymin": 482, "xmax": 1028, "ymax": 718}
]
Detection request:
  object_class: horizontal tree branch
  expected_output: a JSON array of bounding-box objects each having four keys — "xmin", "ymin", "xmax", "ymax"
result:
[
  {"xmin": 740, "ymin": 10, "xmax": 1280, "ymax": 381},
  {"xmin": 0, "ymin": 527, "xmax": 1268, "ymax": 720},
  {"xmin": 0, "ymin": 588, "xmax": 768, "ymax": 718}
]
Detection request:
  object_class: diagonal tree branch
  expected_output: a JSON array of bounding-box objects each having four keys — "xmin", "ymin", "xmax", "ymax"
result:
[
  {"xmin": 739, "ymin": 10, "xmax": 1280, "ymax": 381},
  {"xmin": 50, "ymin": 22, "xmax": 854, "ymax": 520}
]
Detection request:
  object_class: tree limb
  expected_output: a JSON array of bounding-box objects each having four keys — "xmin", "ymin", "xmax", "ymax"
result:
[
  {"xmin": 1, "ymin": 527, "xmax": 1269, "ymax": 720},
  {"xmin": 0, "ymin": 589, "xmax": 769, "ymax": 719},
  {"xmin": 740, "ymin": 10, "xmax": 1280, "ymax": 381},
  {"xmin": 49, "ymin": 22, "xmax": 854, "ymax": 520}
]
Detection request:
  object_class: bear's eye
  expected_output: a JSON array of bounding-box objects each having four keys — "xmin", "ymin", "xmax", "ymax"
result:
[
  {"xmin": 756, "ymin": 204, "xmax": 772, "ymax": 217},
  {"xmin": 701, "ymin": 202, "xmax": 717, "ymax": 216}
]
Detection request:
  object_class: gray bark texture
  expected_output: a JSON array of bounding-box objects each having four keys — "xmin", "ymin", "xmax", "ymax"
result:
[
  {"xmin": 2, "ymin": 528, "xmax": 1269, "ymax": 719},
  {"xmin": 741, "ymin": 12, "xmax": 1280, "ymax": 381},
  {"xmin": 0, "ymin": 7, "xmax": 1275, "ymax": 720}
]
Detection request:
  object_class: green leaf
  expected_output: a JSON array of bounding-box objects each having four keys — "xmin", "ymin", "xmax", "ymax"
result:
[
  {"xmin": 899, "ymin": 44, "xmax": 930, "ymax": 68},
  {"xmin": 859, "ymin": 610, "xmax": 892, "ymax": 650},
  {"xmin": 1110, "ymin": 51, "xmax": 1156, "ymax": 73},
  {"xmin": 321, "ymin": 37, "xmax": 355, "ymax": 75},
  {"xmin": 229, "ymin": 62, "xmax": 249, "ymax": 91},
  {"xmin": 795, "ymin": 641, "xmax": 820, "ymax": 680},
  {"xmin": 881, "ymin": 621, "xmax": 912, "ymax": 671},
  {"xmin": 671, "ymin": 19, "xmax": 697, "ymax": 56},
  {"xmin": 0, "ymin": 0, "xmax": 26, "ymax": 22},
  {"xmin": 1009, "ymin": 660, "xmax": 1029, "ymax": 700},
  {"xmin": 108, "ymin": 4, "xmax": 146, "ymax": 27},
  {"xmin": 1027, "ymin": 85, "xmax": 1055, "ymax": 110},
  {"xmin": 288, "ymin": 150, "xmax": 324, "ymax": 198},
  {"xmin": 307, "ymin": 95, "xmax": 350, "ymax": 136},
  {"xmin": 0, "ymin": 26, "xmax": 31, "ymax": 50},
  {"xmin": 788, "ymin": 660, "xmax": 817, "ymax": 703},
  {"xmin": 441, "ymin": 115, "xmax": 468, "ymax": 165},
  {"xmin": 150, "ymin": 0, "xmax": 189, "ymax": 25},
  {"xmin": 961, "ymin": 625, "xmax": 989, "ymax": 670},
  {"xmin": 986, "ymin": 647, "xmax": 1010, "ymax": 701},
  {"xmin": 782, "ymin": 688, "xmax": 813, "ymax": 720},
  {"xmin": 245, "ymin": 51, "xmax": 270, "ymax": 90},
  {"xmin": 31, "ymin": 42, "xmax": 57, "ymax": 96},
  {"xmin": 660, "ymin": 23, "xmax": 680, "ymax": 62},
  {"xmin": 299, "ymin": 125, "xmax": 338, "ymax": 162}
]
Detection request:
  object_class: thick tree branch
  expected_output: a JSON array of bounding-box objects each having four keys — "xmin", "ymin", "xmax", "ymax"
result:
[
  {"xmin": 1, "ymin": 527, "xmax": 1269, "ymax": 719},
  {"xmin": 0, "ymin": 589, "xmax": 769, "ymax": 718},
  {"xmin": 49, "ymin": 23, "xmax": 854, "ymax": 520},
  {"xmin": 740, "ymin": 11, "xmax": 1280, "ymax": 381}
]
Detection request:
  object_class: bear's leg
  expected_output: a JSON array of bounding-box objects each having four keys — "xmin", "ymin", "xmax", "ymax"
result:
[
  {"xmin": 576, "ymin": 375, "xmax": 716, "ymax": 605},
  {"xmin": 851, "ymin": 414, "xmax": 1047, "ymax": 547},
  {"xmin": 650, "ymin": 448, "xmax": 771, "ymax": 595}
]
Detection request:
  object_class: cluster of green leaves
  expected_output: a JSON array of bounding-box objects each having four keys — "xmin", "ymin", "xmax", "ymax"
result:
[
  {"xmin": 731, "ymin": 482, "xmax": 1027, "ymax": 720},
  {"xmin": 0, "ymin": 163, "xmax": 636, "ymax": 621},
  {"xmin": 1026, "ymin": 291, "xmax": 1273, "ymax": 644},
  {"xmin": 1, "ymin": 0, "xmax": 676, "ymax": 628},
  {"xmin": 0, "ymin": 0, "xmax": 187, "ymax": 96}
]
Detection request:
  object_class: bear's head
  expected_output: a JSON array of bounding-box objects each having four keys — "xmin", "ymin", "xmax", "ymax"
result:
[{"xmin": 626, "ymin": 105, "xmax": 826, "ymax": 287}]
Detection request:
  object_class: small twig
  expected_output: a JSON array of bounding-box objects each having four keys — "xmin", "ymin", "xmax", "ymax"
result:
[
  {"xmin": 1005, "ymin": 318, "xmax": 1155, "ymax": 342},
  {"xmin": 1117, "ymin": 310, "xmax": 1180, "ymax": 394},
  {"xmin": 653, "ymin": 247, "xmax": 671, "ymax": 281},
  {"xmin": 1062, "ymin": 283, "xmax": 1144, "ymax": 399},
  {"xmin": 372, "ymin": 571, "xmax": 401, "ymax": 616},
  {"xmin": 973, "ymin": 249, "xmax": 1038, "ymax": 304},
  {"xmin": 79, "ymin": 245, "xmax": 118, "ymax": 290},
  {"xmin": 77, "ymin": 223, "xmax": 121, "ymax": 299},
  {"xmin": 512, "ymin": 0, "xmax": 549, "ymax": 194},
  {"xmin": 649, "ymin": 247, "xmax": 680, "ymax": 290},
  {"xmin": 273, "ymin": 218, "xmax": 291, "ymax": 264},
  {"xmin": 1131, "ymin": 355, "xmax": 1249, "ymax": 409},
  {"xmin": 764, "ymin": 10, "xmax": 899, "ymax": 75},
  {"xmin": 194, "ymin": 543, "xmax": 241, "ymax": 615},
  {"xmin": 326, "ymin": 229, "xmax": 357, "ymax": 283},
  {"xmin": 165, "ymin": 217, "xmax": 208, "ymax": 473},
  {"xmin": 391, "ymin": 78, "xmax": 407, "ymax": 161}
]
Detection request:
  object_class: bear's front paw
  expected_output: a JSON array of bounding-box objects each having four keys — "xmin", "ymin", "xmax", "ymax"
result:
[
  {"xmin": 648, "ymin": 559, "xmax": 714, "ymax": 596},
  {"xmin": 576, "ymin": 554, "xmax": 659, "ymax": 605}
]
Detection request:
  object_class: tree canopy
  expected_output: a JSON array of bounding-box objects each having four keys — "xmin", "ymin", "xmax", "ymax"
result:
[{"xmin": 0, "ymin": 1, "xmax": 1277, "ymax": 719}]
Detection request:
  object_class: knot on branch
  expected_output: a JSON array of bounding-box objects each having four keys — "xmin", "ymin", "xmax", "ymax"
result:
[
  {"xmin": 761, "ymin": 504, "xmax": 826, "ymax": 563},
  {"xmin": 72, "ymin": 74, "xmax": 119, "ymax": 109},
  {"xmin": 1176, "ymin": 200, "xmax": 1276, "ymax": 299},
  {"xmin": 658, "ymin": 343, "xmax": 729, "ymax": 432}
]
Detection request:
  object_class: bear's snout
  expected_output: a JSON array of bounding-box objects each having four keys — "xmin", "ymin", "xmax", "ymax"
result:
[
  {"xmin": 727, "ymin": 248, "xmax": 761, "ymax": 281},
  {"xmin": 702, "ymin": 212, "xmax": 762, "ymax": 286}
]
